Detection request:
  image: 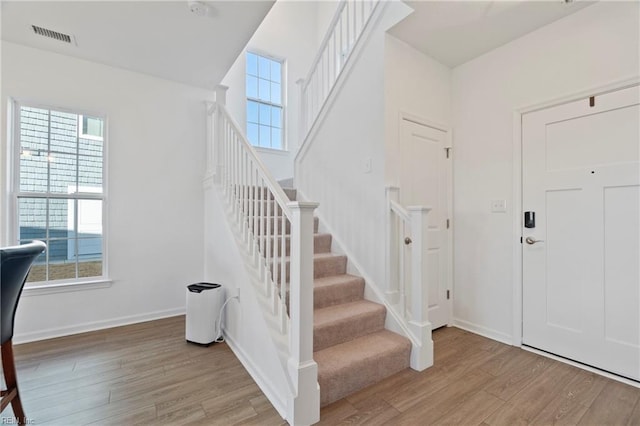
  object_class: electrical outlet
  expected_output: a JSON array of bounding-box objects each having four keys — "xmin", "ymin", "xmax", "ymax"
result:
[
  {"xmin": 491, "ymin": 199, "xmax": 507, "ymax": 213},
  {"xmin": 363, "ymin": 157, "xmax": 372, "ymax": 174}
]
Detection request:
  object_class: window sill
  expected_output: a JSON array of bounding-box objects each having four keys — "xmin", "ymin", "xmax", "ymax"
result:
[
  {"xmin": 22, "ymin": 279, "xmax": 113, "ymax": 296},
  {"xmin": 254, "ymin": 147, "xmax": 290, "ymax": 156}
]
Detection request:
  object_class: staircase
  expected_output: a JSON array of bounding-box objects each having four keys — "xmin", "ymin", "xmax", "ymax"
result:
[
  {"xmin": 204, "ymin": 1, "xmax": 433, "ymax": 421},
  {"xmin": 282, "ymin": 187, "xmax": 411, "ymax": 406}
]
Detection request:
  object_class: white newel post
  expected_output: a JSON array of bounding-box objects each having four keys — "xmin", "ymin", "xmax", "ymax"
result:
[
  {"xmin": 287, "ymin": 201, "xmax": 320, "ymax": 426},
  {"xmin": 213, "ymin": 85, "xmax": 228, "ymax": 181},
  {"xmin": 407, "ymin": 206, "xmax": 434, "ymax": 371},
  {"xmin": 385, "ymin": 186, "xmax": 401, "ymax": 304}
]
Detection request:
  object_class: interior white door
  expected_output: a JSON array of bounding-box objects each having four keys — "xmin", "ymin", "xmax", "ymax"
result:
[
  {"xmin": 399, "ymin": 119, "xmax": 451, "ymax": 329},
  {"xmin": 522, "ymin": 85, "xmax": 640, "ymax": 381}
]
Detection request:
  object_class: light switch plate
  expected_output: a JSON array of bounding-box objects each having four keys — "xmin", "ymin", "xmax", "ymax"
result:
[
  {"xmin": 491, "ymin": 199, "xmax": 507, "ymax": 213},
  {"xmin": 363, "ymin": 157, "xmax": 372, "ymax": 174}
]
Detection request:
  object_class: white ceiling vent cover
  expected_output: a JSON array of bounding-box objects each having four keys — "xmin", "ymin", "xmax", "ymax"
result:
[{"xmin": 31, "ymin": 25, "xmax": 75, "ymax": 45}]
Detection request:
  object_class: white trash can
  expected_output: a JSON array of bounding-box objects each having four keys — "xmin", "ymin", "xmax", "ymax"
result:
[{"xmin": 186, "ymin": 282, "xmax": 225, "ymax": 346}]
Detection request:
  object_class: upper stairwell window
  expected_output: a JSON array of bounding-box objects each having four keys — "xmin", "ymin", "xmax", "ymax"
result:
[{"xmin": 246, "ymin": 52, "xmax": 284, "ymax": 150}]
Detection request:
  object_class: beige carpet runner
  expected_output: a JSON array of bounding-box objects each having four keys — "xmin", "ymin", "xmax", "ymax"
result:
[{"xmin": 281, "ymin": 187, "xmax": 411, "ymax": 406}]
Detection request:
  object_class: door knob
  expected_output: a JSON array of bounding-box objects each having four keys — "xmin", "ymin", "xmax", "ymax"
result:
[
  {"xmin": 404, "ymin": 237, "xmax": 412, "ymax": 245},
  {"xmin": 525, "ymin": 236, "xmax": 544, "ymax": 245}
]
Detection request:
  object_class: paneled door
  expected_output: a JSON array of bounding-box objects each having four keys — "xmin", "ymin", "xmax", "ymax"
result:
[
  {"xmin": 399, "ymin": 118, "xmax": 451, "ymax": 329},
  {"xmin": 522, "ymin": 85, "xmax": 640, "ymax": 381}
]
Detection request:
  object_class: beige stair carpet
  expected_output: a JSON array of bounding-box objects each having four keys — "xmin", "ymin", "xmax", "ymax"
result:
[
  {"xmin": 246, "ymin": 185, "xmax": 411, "ymax": 407},
  {"xmin": 280, "ymin": 187, "xmax": 411, "ymax": 407}
]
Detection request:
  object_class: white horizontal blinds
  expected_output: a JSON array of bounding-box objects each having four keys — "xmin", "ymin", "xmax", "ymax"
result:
[
  {"xmin": 16, "ymin": 105, "xmax": 105, "ymax": 283},
  {"xmin": 246, "ymin": 52, "xmax": 284, "ymax": 150}
]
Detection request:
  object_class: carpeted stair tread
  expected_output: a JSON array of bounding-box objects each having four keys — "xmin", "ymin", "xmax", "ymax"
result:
[
  {"xmin": 314, "ymin": 300, "xmax": 386, "ymax": 351},
  {"xmin": 314, "ymin": 274, "xmax": 364, "ymax": 309},
  {"xmin": 315, "ymin": 330, "xmax": 411, "ymax": 406}
]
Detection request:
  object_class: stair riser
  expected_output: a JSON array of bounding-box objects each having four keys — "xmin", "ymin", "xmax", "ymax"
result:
[
  {"xmin": 314, "ymin": 278, "xmax": 364, "ymax": 309},
  {"xmin": 318, "ymin": 345, "xmax": 410, "ymax": 406},
  {"xmin": 271, "ymin": 255, "xmax": 347, "ymax": 283},
  {"xmin": 314, "ymin": 308, "xmax": 385, "ymax": 352},
  {"xmin": 264, "ymin": 234, "xmax": 331, "ymax": 256}
]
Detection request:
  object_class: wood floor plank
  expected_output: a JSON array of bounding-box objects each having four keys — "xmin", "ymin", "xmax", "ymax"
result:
[
  {"xmin": 154, "ymin": 402, "xmax": 209, "ymax": 426},
  {"xmin": 529, "ymin": 369, "xmax": 608, "ymax": 426},
  {"xmin": 627, "ymin": 398, "xmax": 640, "ymax": 426},
  {"xmin": 483, "ymin": 349, "xmax": 555, "ymax": 401},
  {"xmin": 389, "ymin": 369, "xmax": 494, "ymax": 425},
  {"xmin": 86, "ymin": 404, "xmax": 158, "ymax": 425},
  {"xmin": 432, "ymin": 390, "xmax": 505, "ymax": 426},
  {"xmin": 316, "ymin": 399, "xmax": 358, "ymax": 425},
  {"xmin": 577, "ymin": 380, "xmax": 640, "ymax": 426},
  {"xmin": 494, "ymin": 361, "xmax": 578, "ymax": 422},
  {"xmin": 337, "ymin": 396, "xmax": 401, "ymax": 425},
  {"xmin": 483, "ymin": 403, "xmax": 529, "ymax": 426}
]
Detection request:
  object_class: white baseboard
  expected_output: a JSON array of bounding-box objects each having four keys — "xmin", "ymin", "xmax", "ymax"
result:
[
  {"xmin": 452, "ymin": 318, "xmax": 513, "ymax": 346},
  {"xmin": 13, "ymin": 308, "xmax": 186, "ymax": 344},
  {"xmin": 223, "ymin": 331, "xmax": 288, "ymax": 421}
]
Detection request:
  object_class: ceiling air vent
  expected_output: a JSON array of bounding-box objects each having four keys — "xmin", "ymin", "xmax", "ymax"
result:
[{"xmin": 31, "ymin": 25, "xmax": 74, "ymax": 44}]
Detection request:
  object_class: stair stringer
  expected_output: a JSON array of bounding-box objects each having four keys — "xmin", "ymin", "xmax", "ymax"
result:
[
  {"xmin": 296, "ymin": 188, "xmax": 433, "ymax": 371},
  {"xmin": 203, "ymin": 178, "xmax": 296, "ymax": 420}
]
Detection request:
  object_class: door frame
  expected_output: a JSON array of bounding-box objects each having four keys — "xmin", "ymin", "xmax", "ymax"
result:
[
  {"xmin": 398, "ymin": 110, "xmax": 453, "ymax": 327},
  {"xmin": 511, "ymin": 76, "xmax": 640, "ymax": 347}
]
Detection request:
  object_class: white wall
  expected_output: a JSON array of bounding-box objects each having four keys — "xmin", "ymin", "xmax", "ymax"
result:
[
  {"xmin": 296, "ymin": 2, "xmax": 412, "ymax": 293},
  {"xmin": 221, "ymin": 0, "xmax": 328, "ymax": 181},
  {"xmin": 1, "ymin": 41, "xmax": 212, "ymax": 342},
  {"xmin": 384, "ymin": 34, "xmax": 451, "ymax": 185},
  {"xmin": 451, "ymin": 1, "xmax": 640, "ymax": 342}
]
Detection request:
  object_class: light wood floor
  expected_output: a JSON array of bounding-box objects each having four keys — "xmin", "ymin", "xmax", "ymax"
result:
[{"xmin": 2, "ymin": 316, "xmax": 639, "ymax": 425}]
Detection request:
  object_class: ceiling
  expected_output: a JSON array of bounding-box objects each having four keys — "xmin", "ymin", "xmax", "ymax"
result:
[
  {"xmin": 0, "ymin": 1, "xmax": 598, "ymax": 87},
  {"xmin": 389, "ymin": 0, "xmax": 595, "ymax": 68},
  {"xmin": 0, "ymin": 1, "xmax": 275, "ymax": 89}
]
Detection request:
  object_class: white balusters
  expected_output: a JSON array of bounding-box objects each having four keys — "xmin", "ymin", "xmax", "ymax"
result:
[
  {"xmin": 209, "ymin": 71, "xmax": 320, "ymax": 422},
  {"xmin": 298, "ymin": 0, "xmax": 380, "ymax": 140}
]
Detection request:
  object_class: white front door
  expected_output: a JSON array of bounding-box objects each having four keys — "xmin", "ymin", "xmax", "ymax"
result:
[
  {"xmin": 522, "ymin": 85, "xmax": 640, "ymax": 381},
  {"xmin": 399, "ymin": 118, "xmax": 451, "ymax": 329}
]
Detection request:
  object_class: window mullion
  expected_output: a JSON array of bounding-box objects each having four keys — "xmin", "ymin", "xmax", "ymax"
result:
[
  {"xmin": 246, "ymin": 97, "xmax": 283, "ymax": 109},
  {"xmin": 16, "ymin": 192, "xmax": 103, "ymax": 200}
]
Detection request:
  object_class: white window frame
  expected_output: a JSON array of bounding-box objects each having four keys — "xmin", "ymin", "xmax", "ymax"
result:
[
  {"xmin": 246, "ymin": 50, "xmax": 286, "ymax": 151},
  {"xmin": 9, "ymin": 99, "xmax": 110, "ymax": 289}
]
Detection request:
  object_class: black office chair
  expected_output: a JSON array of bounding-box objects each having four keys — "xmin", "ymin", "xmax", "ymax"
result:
[{"xmin": 1, "ymin": 241, "xmax": 46, "ymax": 424}]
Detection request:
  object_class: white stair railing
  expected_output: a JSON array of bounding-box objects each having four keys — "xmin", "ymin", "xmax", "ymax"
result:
[
  {"xmin": 206, "ymin": 86, "xmax": 319, "ymax": 425},
  {"xmin": 385, "ymin": 186, "xmax": 434, "ymax": 371},
  {"xmin": 298, "ymin": 0, "xmax": 380, "ymax": 141}
]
